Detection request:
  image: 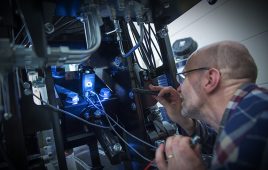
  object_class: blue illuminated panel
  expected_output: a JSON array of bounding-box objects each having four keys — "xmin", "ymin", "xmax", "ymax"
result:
[{"xmin": 82, "ymin": 73, "xmax": 95, "ymax": 93}]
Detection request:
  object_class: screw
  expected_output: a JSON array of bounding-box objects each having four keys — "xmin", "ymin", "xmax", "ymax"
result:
[
  {"xmin": 128, "ymin": 91, "xmax": 134, "ymax": 99},
  {"xmin": 4, "ymin": 112, "xmax": 12, "ymax": 120},
  {"xmin": 131, "ymin": 103, "xmax": 136, "ymax": 111},
  {"xmin": 158, "ymin": 27, "xmax": 168, "ymax": 38},
  {"xmin": 23, "ymin": 82, "xmax": 31, "ymax": 89},
  {"xmin": 48, "ymin": 152, "xmax": 53, "ymax": 157},
  {"xmin": 113, "ymin": 143, "xmax": 122, "ymax": 152},
  {"xmin": 46, "ymin": 137, "xmax": 52, "ymax": 143},
  {"xmin": 44, "ymin": 22, "xmax": 54, "ymax": 34},
  {"xmin": 94, "ymin": 110, "xmax": 102, "ymax": 118},
  {"xmin": 163, "ymin": 2, "xmax": 170, "ymax": 8},
  {"xmin": 24, "ymin": 89, "xmax": 32, "ymax": 96}
]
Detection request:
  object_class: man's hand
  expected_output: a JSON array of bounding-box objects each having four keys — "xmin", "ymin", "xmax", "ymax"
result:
[
  {"xmin": 155, "ymin": 135, "xmax": 205, "ymax": 170},
  {"xmin": 149, "ymin": 84, "xmax": 194, "ymax": 134},
  {"xmin": 149, "ymin": 85, "xmax": 182, "ymax": 123}
]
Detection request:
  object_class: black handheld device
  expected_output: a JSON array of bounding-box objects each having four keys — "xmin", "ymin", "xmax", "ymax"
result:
[{"xmin": 132, "ymin": 88, "xmax": 159, "ymax": 95}]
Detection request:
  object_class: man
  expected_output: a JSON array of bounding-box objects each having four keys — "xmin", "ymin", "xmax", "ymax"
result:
[{"xmin": 149, "ymin": 41, "xmax": 268, "ymax": 170}]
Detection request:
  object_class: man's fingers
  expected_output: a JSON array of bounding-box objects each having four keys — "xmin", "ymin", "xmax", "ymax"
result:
[
  {"xmin": 193, "ymin": 144, "xmax": 201, "ymax": 157},
  {"xmin": 172, "ymin": 136, "xmax": 201, "ymax": 159},
  {"xmin": 149, "ymin": 84, "xmax": 162, "ymax": 91},
  {"xmin": 155, "ymin": 95, "xmax": 168, "ymax": 106},
  {"xmin": 157, "ymin": 86, "xmax": 173, "ymax": 97},
  {"xmin": 155, "ymin": 144, "xmax": 168, "ymax": 170},
  {"xmin": 165, "ymin": 136, "xmax": 175, "ymax": 157}
]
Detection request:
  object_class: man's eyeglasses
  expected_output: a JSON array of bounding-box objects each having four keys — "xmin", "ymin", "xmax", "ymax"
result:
[{"xmin": 176, "ymin": 67, "xmax": 210, "ymax": 84}]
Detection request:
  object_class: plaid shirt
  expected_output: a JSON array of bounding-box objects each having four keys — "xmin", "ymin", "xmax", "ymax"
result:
[{"xmin": 210, "ymin": 83, "xmax": 268, "ymax": 170}]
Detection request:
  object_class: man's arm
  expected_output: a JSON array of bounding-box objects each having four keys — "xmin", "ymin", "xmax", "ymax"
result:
[
  {"xmin": 150, "ymin": 85, "xmax": 217, "ymax": 170},
  {"xmin": 149, "ymin": 85, "xmax": 195, "ymax": 132},
  {"xmin": 149, "ymin": 85, "xmax": 217, "ymax": 154}
]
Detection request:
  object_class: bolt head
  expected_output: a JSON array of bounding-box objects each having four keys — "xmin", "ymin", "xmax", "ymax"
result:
[
  {"xmin": 4, "ymin": 112, "xmax": 12, "ymax": 120},
  {"xmin": 113, "ymin": 143, "xmax": 122, "ymax": 152}
]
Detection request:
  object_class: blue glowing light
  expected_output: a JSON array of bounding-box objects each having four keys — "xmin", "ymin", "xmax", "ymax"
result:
[
  {"xmin": 85, "ymin": 81, "xmax": 93, "ymax": 87},
  {"xmin": 82, "ymin": 73, "xmax": 95, "ymax": 93},
  {"xmin": 99, "ymin": 88, "xmax": 111, "ymax": 99}
]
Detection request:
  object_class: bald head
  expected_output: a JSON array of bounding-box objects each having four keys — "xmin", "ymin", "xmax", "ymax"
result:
[{"xmin": 188, "ymin": 41, "xmax": 258, "ymax": 83}]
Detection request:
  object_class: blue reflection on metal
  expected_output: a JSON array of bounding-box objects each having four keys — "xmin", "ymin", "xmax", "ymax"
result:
[
  {"xmin": 115, "ymin": 84, "xmax": 126, "ymax": 98},
  {"xmin": 99, "ymin": 88, "xmax": 111, "ymax": 99},
  {"xmin": 55, "ymin": 85, "xmax": 79, "ymax": 105},
  {"xmin": 66, "ymin": 92, "xmax": 79, "ymax": 104},
  {"xmin": 51, "ymin": 66, "xmax": 64, "ymax": 79},
  {"xmin": 93, "ymin": 109, "xmax": 103, "ymax": 117}
]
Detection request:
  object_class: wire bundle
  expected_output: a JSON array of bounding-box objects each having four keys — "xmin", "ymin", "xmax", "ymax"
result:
[{"xmin": 32, "ymin": 91, "xmax": 156, "ymax": 164}]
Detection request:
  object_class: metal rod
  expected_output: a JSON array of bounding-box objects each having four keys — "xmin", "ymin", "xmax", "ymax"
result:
[{"xmin": 45, "ymin": 68, "xmax": 67, "ymax": 170}]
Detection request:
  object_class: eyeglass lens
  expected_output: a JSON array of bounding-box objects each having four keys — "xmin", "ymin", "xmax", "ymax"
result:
[{"xmin": 176, "ymin": 74, "xmax": 185, "ymax": 84}]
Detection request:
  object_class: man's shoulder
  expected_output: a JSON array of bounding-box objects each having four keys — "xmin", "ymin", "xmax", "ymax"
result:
[
  {"xmin": 239, "ymin": 83, "xmax": 268, "ymax": 110},
  {"xmin": 225, "ymin": 83, "xmax": 268, "ymax": 116},
  {"xmin": 224, "ymin": 83, "xmax": 268, "ymax": 131},
  {"xmin": 244, "ymin": 83, "xmax": 268, "ymax": 95},
  {"xmin": 246, "ymin": 84, "xmax": 268, "ymax": 100},
  {"xmin": 234, "ymin": 83, "xmax": 268, "ymax": 105},
  {"xmin": 213, "ymin": 84, "xmax": 268, "ymax": 170}
]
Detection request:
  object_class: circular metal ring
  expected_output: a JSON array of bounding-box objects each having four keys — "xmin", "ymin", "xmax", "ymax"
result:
[{"xmin": 167, "ymin": 154, "xmax": 174, "ymax": 159}]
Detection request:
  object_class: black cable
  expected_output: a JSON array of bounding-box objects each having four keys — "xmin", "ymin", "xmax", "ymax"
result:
[
  {"xmin": 137, "ymin": 34, "xmax": 154, "ymax": 71},
  {"xmin": 30, "ymin": 91, "xmax": 111, "ymax": 129},
  {"xmin": 148, "ymin": 24, "xmax": 163, "ymax": 62},
  {"xmin": 54, "ymin": 16, "xmax": 64, "ymax": 26},
  {"xmin": 149, "ymin": 24, "xmax": 157, "ymax": 40},
  {"xmin": 48, "ymin": 19, "xmax": 79, "ymax": 39},
  {"xmin": 66, "ymin": 26, "xmax": 84, "ymax": 31},
  {"xmin": 26, "ymin": 78, "xmax": 119, "ymax": 129},
  {"xmin": 128, "ymin": 36, "xmax": 145, "ymax": 70},
  {"xmin": 129, "ymin": 23, "xmax": 151, "ymax": 70},
  {"xmin": 133, "ymin": 52, "xmax": 146, "ymax": 71},
  {"xmin": 133, "ymin": 36, "xmax": 150, "ymax": 70},
  {"xmin": 147, "ymin": 24, "xmax": 163, "ymax": 62},
  {"xmin": 143, "ymin": 28, "xmax": 153, "ymax": 65},
  {"xmin": 129, "ymin": 22, "xmax": 153, "ymax": 70},
  {"xmin": 133, "ymin": 34, "xmax": 151, "ymax": 70},
  {"xmin": 20, "ymin": 77, "xmax": 119, "ymax": 129},
  {"xmin": 147, "ymin": 23, "xmax": 155, "ymax": 68},
  {"xmin": 20, "ymin": 36, "xmax": 28, "ymax": 46},
  {"xmin": 148, "ymin": 23, "xmax": 157, "ymax": 68},
  {"xmin": 87, "ymin": 94, "xmax": 155, "ymax": 162},
  {"xmin": 143, "ymin": 25, "xmax": 155, "ymax": 69},
  {"xmin": 132, "ymin": 24, "xmax": 152, "ymax": 69},
  {"xmin": 14, "ymin": 24, "xmax": 25, "ymax": 44},
  {"xmin": 54, "ymin": 19, "xmax": 78, "ymax": 33}
]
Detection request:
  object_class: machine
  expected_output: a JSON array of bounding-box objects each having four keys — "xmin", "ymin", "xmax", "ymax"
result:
[{"xmin": 0, "ymin": 0, "xmax": 216, "ymax": 169}]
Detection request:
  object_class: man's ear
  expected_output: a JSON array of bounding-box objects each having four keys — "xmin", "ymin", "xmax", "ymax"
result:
[{"xmin": 203, "ymin": 68, "xmax": 221, "ymax": 93}]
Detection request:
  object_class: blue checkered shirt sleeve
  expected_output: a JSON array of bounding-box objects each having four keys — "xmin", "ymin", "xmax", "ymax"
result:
[{"xmin": 211, "ymin": 84, "xmax": 268, "ymax": 170}]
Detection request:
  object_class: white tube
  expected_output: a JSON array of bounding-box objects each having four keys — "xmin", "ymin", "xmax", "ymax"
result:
[{"xmin": 48, "ymin": 11, "xmax": 101, "ymax": 64}]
